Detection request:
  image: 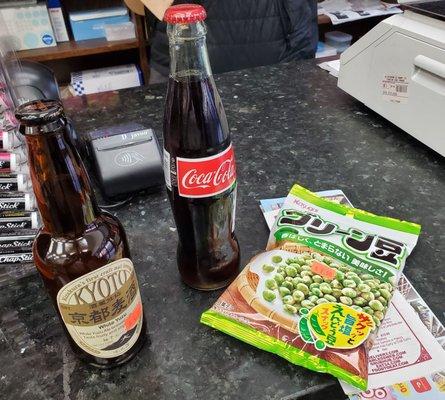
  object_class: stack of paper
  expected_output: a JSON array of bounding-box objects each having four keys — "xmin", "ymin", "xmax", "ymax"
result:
[
  {"xmin": 318, "ymin": 59, "xmax": 341, "ymax": 77},
  {"xmin": 318, "ymin": 0, "xmax": 403, "ymax": 25}
]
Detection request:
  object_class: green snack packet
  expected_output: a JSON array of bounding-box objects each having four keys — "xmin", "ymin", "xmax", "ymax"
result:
[{"xmin": 201, "ymin": 184, "xmax": 421, "ymax": 390}]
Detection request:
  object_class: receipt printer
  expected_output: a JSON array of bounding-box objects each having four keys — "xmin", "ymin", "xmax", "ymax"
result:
[
  {"xmin": 88, "ymin": 123, "xmax": 164, "ymax": 198},
  {"xmin": 338, "ymin": 1, "xmax": 445, "ymax": 156}
]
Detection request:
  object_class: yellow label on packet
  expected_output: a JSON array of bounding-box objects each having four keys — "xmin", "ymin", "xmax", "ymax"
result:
[
  {"xmin": 393, "ymin": 382, "xmax": 411, "ymax": 396},
  {"xmin": 305, "ymin": 303, "xmax": 375, "ymax": 349}
]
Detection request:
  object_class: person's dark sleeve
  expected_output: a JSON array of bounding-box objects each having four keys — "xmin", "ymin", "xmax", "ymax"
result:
[{"xmin": 280, "ymin": 0, "xmax": 318, "ymax": 61}]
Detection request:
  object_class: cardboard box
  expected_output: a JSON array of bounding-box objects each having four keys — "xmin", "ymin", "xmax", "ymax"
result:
[
  {"xmin": 69, "ymin": 7, "xmax": 130, "ymax": 41},
  {"xmin": 0, "ymin": 4, "xmax": 56, "ymax": 50},
  {"xmin": 70, "ymin": 64, "xmax": 142, "ymax": 96}
]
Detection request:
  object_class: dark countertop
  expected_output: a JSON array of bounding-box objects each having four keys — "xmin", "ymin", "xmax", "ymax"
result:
[{"xmin": 1, "ymin": 60, "xmax": 444, "ymax": 400}]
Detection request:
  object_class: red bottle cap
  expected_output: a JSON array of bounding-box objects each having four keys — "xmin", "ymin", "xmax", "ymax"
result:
[{"xmin": 164, "ymin": 4, "xmax": 207, "ymax": 24}]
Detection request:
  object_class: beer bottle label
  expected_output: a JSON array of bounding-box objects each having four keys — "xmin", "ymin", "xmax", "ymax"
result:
[
  {"xmin": 57, "ymin": 258, "xmax": 143, "ymax": 359},
  {"xmin": 174, "ymin": 144, "xmax": 237, "ymax": 198}
]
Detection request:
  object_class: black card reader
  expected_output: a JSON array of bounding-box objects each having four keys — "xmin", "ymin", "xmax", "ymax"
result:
[{"xmin": 89, "ymin": 124, "xmax": 164, "ymax": 198}]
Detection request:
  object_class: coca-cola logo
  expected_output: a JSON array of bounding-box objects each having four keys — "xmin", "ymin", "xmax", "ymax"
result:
[
  {"xmin": 177, "ymin": 144, "xmax": 237, "ymax": 198},
  {"xmin": 182, "ymin": 158, "xmax": 235, "ymax": 189}
]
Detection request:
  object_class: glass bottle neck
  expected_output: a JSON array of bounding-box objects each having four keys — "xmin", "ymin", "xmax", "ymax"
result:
[
  {"xmin": 167, "ymin": 21, "xmax": 212, "ymax": 80},
  {"xmin": 24, "ymin": 119, "xmax": 100, "ymax": 238}
]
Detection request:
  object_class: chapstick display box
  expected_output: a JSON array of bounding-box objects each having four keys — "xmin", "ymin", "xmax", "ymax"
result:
[{"xmin": 69, "ymin": 7, "xmax": 130, "ymax": 41}]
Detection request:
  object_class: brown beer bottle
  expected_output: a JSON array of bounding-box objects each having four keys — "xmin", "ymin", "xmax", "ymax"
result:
[{"xmin": 15, "ymin": 100, "xmax": 146, "ymax": 368}]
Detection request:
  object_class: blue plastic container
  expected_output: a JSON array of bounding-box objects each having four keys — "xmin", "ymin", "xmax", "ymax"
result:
[{"xmin": 69, "ymin": 7, "xmax": 130, "ymax": 41}]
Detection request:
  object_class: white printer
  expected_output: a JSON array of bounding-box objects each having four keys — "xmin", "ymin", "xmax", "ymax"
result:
[{"xmin": 338, "ymin": 0, "xmax": 445, "ymax": 156}]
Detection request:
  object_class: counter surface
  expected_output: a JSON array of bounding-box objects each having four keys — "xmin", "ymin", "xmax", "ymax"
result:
[{"xmin": 1, "ymin": 60, "xmax": 444, "ymax": 400}]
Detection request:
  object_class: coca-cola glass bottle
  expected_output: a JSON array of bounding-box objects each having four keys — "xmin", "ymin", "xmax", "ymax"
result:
[{"xmin": 162, "ymin": 4, "xmax": 240, "ymax": 290}]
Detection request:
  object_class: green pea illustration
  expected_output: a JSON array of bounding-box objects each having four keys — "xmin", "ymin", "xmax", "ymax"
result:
[
  {"xmin": 323, "ymin": 294, "xmax": 337, "ymax": 303},
  {"xmin": 341, "ymin": 288, "xmax": 357, "ymax": 298},
  {"xmin": 343, "ymin": 279, "xmax": 357, "ymax": 288},
  {"xmin": 263, "ymin": 290, "xmax": 276, "ymax": 302},
  {"xmin": 283, "ymin": 295, "xmax": 296, "ymax": 305},
  {"xmin": 272, "ymin": 255, "xmax": 283, "ymax": 264},
  {"xmin": 340, "ymin": 296, "xmax": 353, "ymax": 306},
  {"xmin": 301, "ymin": 299, "xmax": 315, "ymax": 309},
  {"xmin": 369, "ymin": 299, "xmax": 384, "ymax": 311},
  {"xmin": 284, "ymin": 304, "xmax": 298, "ymax": 314},
  {"xmin": 274, "ymin": 273, "xmax": 285, "ymax": 285},
  {"xmin": 262, "ymin": 264, "xmax": 275, "ymax": 273},
  {"xmin": 262, "ymin": 252, "xmax": 393, "ymax": 323},
  {"xmin": 285, "ymin": 265, "xmax": 298, "ymax": 277},
  {"xmin": 265, "ymin": 279, "xmax": 278, "ymax": 290},
  {"xmin": 296, "ymin": 283, "xmax": 310, "ymax": 295},
  {"xmin": 282, "ymin": 281, "xmax": 294, "ymax": 291},
  {"xmin": 292, "ymin": 290, "xmax": 305, "ymax": 302},
  {"xmin": 279, "ymin": 287, "xmax": 291, "ymax": 297}
]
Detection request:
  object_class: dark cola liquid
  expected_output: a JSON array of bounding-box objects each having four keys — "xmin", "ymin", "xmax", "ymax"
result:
[{"xmin": 163, "ymin": 75, "xmax": 240, "ymax": 290}]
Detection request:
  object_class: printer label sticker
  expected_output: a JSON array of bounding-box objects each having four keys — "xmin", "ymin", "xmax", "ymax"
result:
[{"xmin": 382, "ymin": 75, "xmax": 409, "ymax": 104}]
